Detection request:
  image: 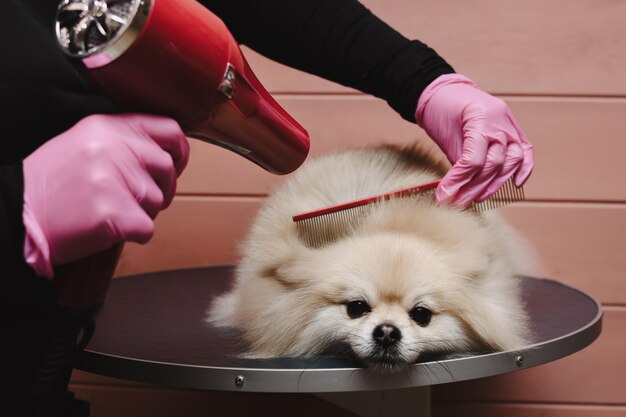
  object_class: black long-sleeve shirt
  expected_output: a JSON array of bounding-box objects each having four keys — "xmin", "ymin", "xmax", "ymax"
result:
[{"xmin": 0, "ymin": 0, "xmax": 453, "ymax": 302}]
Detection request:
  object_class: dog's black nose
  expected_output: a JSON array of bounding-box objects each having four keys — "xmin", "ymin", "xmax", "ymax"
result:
[{"xmin": 373, "ymin": 324, "xmax": 402, "ymax": 347}]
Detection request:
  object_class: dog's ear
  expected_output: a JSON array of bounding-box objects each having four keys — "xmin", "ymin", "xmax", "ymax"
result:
[
  {"xmin": 241, "ymin": 228, "xmax": 317, "ymax": 288},
  {"xmin": 259, "ymin": 262, "xmax": 302, "ymax": 289}
]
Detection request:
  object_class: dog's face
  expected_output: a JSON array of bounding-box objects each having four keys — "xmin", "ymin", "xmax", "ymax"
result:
[{"xmin": 277, "ymin": 231, "xmax": 501, "ymax": 370}]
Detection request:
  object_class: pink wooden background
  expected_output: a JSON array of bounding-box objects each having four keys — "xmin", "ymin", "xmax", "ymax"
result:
[{"xmin": 69, "ymin": 0, "xmax": 626, "ymax": 415}]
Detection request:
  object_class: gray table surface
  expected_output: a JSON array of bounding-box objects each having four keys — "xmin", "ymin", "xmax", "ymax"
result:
[{"xmin": 76, "ymin": 265, "xmax": 602, "ymax": 393}]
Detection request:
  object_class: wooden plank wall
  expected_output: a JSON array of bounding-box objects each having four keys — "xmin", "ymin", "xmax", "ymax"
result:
[{"xmin": 70, "ymin": 0, "xmax": 626, "ymax": 415}]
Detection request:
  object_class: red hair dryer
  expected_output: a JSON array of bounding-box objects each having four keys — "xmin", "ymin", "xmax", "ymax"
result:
[{"xmin": 52, "ymin": 0, "xmax": 311, "ymax": 308}]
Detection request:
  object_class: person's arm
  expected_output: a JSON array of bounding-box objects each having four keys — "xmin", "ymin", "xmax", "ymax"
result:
[
  {"xmin": 202, "ymin": 0, "xmax": 533, "ymax": 206},
  {"xmin": 0, "ymin": 162, "xmax": 53, "ymax": 313},
  {"xmin": 0, "ymin": 163, "xmax": 33, "ymax": 278},
  {"xmin": 201, "ymin": 0, "xmax": 454, "ymax": 122}
]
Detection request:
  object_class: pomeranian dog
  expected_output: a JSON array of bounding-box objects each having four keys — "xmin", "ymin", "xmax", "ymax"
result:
[{"xmin": 207, "ymin": 144, "xmax": 537, "ymax": 370}]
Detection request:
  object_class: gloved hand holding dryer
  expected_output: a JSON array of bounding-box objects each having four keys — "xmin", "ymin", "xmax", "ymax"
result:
[{"xmin": 22, "ymin": 114, "xmax": 189, "ymax": 278}]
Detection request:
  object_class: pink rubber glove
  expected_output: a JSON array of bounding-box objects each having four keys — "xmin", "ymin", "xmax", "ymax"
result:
[
  {"xmin": 22, "ymin": 114, "xmax": 190, "ymax": 278},
  {"xmin": 415, "ymin": 74, "xmax": 534, "ymax": 207}
]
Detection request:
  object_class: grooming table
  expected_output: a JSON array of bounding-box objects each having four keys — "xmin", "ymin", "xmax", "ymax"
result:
[{"xmin": 76, "ymin": 265, "xmax": 602, "ymax": 417}]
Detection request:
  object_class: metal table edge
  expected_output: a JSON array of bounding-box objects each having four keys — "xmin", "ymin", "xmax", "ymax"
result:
[{"xmin": 74, "ymin": 274, "xmax": 604, "ymax": 393}]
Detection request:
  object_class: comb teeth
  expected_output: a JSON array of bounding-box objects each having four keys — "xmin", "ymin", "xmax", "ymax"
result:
[
  {"xmin": 294, "ymin": 178, "xmax": 524, "ymax": 248},
  {"xmin": 296, "ymin": 205, "xmax": 370, "ymax": 248},
  {"xmin": 470, "ymin": 178, "xmax": 525, "ymax": 213}
]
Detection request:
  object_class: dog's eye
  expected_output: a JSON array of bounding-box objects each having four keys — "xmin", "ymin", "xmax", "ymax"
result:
[
  {"xmin": 346, "ymin": 300, "xmax": 371, "ymax": 318},
  {"xmin": 409, "ymin": 306, "xmax": 432, "ymax": 326}
]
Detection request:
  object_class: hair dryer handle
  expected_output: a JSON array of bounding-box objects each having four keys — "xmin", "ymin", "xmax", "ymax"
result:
[{"xmin": 53, "ymin": 244, "xmax": 124, "ymax": 309}]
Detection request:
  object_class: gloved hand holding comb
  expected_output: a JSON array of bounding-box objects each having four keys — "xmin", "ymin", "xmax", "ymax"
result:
[{"xmin": 415, "ymin": 74, "xmax": 534, "ymax": 207}]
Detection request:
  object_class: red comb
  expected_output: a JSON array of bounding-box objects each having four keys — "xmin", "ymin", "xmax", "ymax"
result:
[
  {"xmin": 292, "ymin": 178, "xmax": 524, "ymax": 247},
  {"xmin": 292, "ymin": 180, "xmax": 440, "ymax": 222}
]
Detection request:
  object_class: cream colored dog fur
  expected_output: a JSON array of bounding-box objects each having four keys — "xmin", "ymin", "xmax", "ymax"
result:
[{"xmin": 208, "ymin": 145, "xmax": 537, "ymax": 369}]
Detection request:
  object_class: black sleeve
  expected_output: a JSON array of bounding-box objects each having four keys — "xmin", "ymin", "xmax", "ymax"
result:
[
  {"xmin": 200, "ymin": 0, "xmax": 454, "ymax": 122},
  {"xmin": 0, "ymin": 163, "xmax": 29, "ymax": 275},
  {"xmin": 0, "ymin": 163, "xmax": 54, "ymax": 312}
]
